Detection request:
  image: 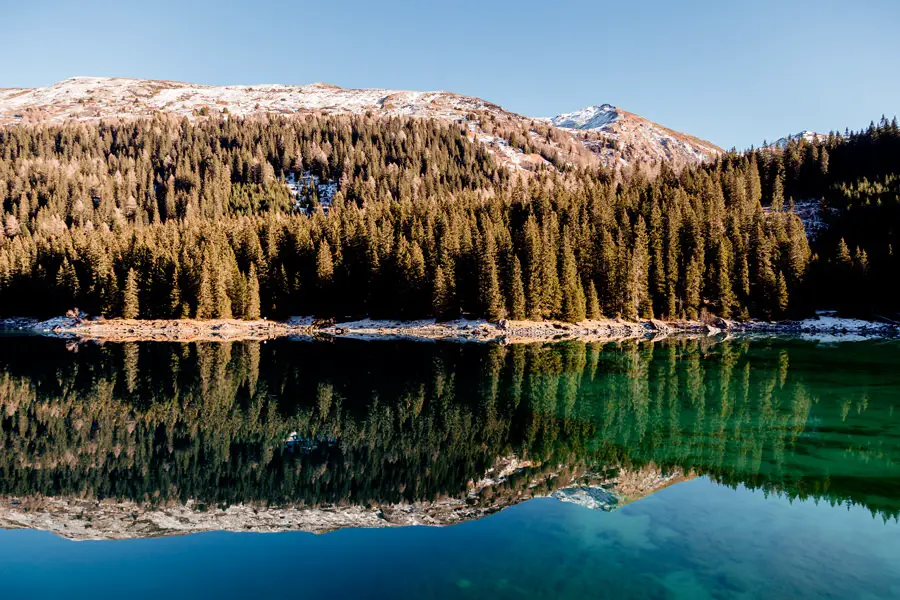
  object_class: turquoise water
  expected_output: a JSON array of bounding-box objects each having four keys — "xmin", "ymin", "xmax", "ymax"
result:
[
  {"xmin": 1, "ymin": 481, "xmax": 898, "ymax": 599},
  {"xmin": 0, "ymin": 336, "xmax": 898, "ymax": 598}
]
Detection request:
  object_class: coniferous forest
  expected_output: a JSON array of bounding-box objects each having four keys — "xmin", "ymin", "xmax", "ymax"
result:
[{"xmin": 0, "ymin": 114, "xmax": 897, "ymax": 321}]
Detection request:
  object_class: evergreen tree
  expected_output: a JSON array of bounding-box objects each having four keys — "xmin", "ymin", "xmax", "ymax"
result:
[
  {"xmin": 523, "ymin": 218, "xmax": 543, "ymax": 319},
  {"xmin": 196, "ymin": 262, "xmax": 214, "ymax": 319},
  {"xmin": 508, "ymin": 255, "xmax": 526, "ymax": 320},
  {"xmin": 213, "ymin": 262, "xmax": 233, "ymax": 319},
  {"xmin": 246, "ymin": 264, "xmax": 261, "ymax": 320},
  {"xmin": 560, "ymin": 234, "xmax": 586, "ymax": 322},
  {"xmin": 55, "ymin": 258, "xmax": 80, "ymax": 309},
  {"xmin": 713, "ymin": 239, "xmax": 736, "ymax": 318},
  {"xmin": 432, "ymin": 264, "xmax": 450, "ymax": 320},
  {"xmin": 477, "ymin": 224, "xmax": 503, "ymax": 321},
  {"xmin": 316, "ymin": 240, "xmax": 334, "ymax": 314},
  {"xmin": 775, "ymin": 270, "xmax": 789, "ymax": 316},
  {"xmin": 123, "ymin": 268, "xmax": 140, "ymax": 319},
  {"xmin": 630, "ymin": 217, "xmax": 651, "ymax": 318},
  {"xmin": 586, "ymin": 279, "xmax": 601, "ymax": 320}
]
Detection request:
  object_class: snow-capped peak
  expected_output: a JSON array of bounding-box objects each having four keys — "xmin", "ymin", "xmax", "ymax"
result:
[
  {"xmin": 550, "ymin": 104, "xmax": 620, "ymax": 131},
  {"xmin": 768, "ymin": 130, "xmax": 828, "ymax": 149}
]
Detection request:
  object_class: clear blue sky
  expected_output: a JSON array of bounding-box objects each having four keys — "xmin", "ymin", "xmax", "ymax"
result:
[{"xmin": 2, "ymin": 0, "xmax": 898, "ymax": 149}]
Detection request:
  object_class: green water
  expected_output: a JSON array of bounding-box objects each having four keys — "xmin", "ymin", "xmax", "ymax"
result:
[{"xmin": 0, "ymin": 336, "xmax": 898, "ymax": 598}]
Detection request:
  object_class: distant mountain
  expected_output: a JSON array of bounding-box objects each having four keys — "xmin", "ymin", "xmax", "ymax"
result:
[
  {"xmin": 550, "ymin": 104, "xmax": 620, "ymax": 130},
  {"xmin": 546, "ymin": 103, "xmax": 723, "ymax": 168},
  {"xmin": 0, "ymin": 77, "xmax": 722, "ymax": 171},
  {"xmin": 766, "ymin": 130, "xmax": 829, "ymax": 149}
]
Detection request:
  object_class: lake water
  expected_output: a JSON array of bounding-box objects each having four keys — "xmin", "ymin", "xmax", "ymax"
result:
[{"xmin": 0, "ymin": 336, "xmax": 898, "ymax": 599}]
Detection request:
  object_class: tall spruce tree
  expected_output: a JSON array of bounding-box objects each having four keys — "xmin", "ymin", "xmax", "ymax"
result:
[
  {"xmin": 122, "ymin": 268, "xmax": 140, "ymax": 319},
  {"xmin": 560, "ymin": 233, "xmax": 586, "ymax": 322},
  {"xmin": 586, "ymin": 279, "xmax": 601, "ymax": 320},
  {"xmin": 246, "ymin": 264, "xmax": 261, "ymax": 320},
  {"xmin": 508, "ymin": 255, "xmax": 526, "ymax": 320},
  {"xmin": 477, "ymin": 223, "xmax": 503, "ymax": 321}
]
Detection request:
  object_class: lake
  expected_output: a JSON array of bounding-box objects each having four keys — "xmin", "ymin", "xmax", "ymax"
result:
[{"xmin": 0, "ymin": 335, "xmax": 898, "ymax": 599}]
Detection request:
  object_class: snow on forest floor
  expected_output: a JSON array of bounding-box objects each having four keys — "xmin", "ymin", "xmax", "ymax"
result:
[{"xmin": 737, "ymin": 310, "xmax": 899, "ymax": 342}]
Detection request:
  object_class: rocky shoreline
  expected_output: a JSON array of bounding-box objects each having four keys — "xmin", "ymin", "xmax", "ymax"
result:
[{"xmin": 1, "ymin": 311, "xmax": 897, "ymax": 344}]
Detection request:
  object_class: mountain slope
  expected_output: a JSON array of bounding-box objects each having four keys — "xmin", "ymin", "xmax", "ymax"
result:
[
  {"xmin": 547, "ymin": 103, "xmax": 723, "ymax": 168},
  {"xmin": 0, "ymin": 77, "xmax": 722, "ymax": 171}
]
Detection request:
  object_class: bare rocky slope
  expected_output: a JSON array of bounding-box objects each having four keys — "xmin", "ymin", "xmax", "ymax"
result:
[{"xmin": 0, "ymin": 77, "xmax": 722, "ymax": 171}]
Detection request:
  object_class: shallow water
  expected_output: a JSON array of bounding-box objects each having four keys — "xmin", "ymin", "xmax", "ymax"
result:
[{"xmin": 0, "ymin": 336, "xmax": 898, "ymax": 599}]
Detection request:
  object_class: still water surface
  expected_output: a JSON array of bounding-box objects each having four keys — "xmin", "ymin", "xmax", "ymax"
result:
[{"xmin": 0, "ymin": 336, "xmax": 897, "ymax": 599}]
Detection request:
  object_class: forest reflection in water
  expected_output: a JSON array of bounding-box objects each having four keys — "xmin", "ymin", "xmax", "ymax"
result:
[{"xmin": 0, "ymin": 335, "xmax": 898, "ymax": 520}]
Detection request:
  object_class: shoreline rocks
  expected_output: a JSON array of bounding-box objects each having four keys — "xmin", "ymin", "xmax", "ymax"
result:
[{"xmin": 1, "ymin": 312, "xmax": 897, "ymax": 344}]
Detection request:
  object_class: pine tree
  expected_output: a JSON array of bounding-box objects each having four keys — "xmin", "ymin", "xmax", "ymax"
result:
[
  {"xmin": 122, "ymin": 268, "xmax": 140, "ymax": 319},
  {"xmin": 747, "ymin": 156, "xmax": 763, "ymax": 205},
  {"xmin": 540, "ymin": 225, "xmax": 561, "ymax": 318},
  {"xmin": 316, "ymin": 240, "xmax": 334, "ymax": 314},
  {"xmin": 508, "ymin": 255, "xmax": 526, "ymax": 320},
  {"xmin": 408, "ymin": 241, "xmax": 427, "ymax": 317},
  {"xmin": 663, "ymin": 210, "xmax": 680, "ymax": 318},
  {"xmin": 523, "ymin": 218, "xmax": 543, "ymax": 319},
  {"xmin": 196, "ymin": 262, "xmax": 214, "ymax": 319},
  {"xmin": 98, "ymin": 266, "xmax": 117, "ymax": 317},
  {"xmin": 432, "ymin": 264, "xmax": 450, "ymax": 320},
  {"xmin": 246, "ymin": 264, "xmax": 261, "ymax": 320},
  {"xmin": 775, "ymin": 270, "xmax": 789, "ymax": 316},
  {"xmin": 836, "ymin": 238, "xmax": 852, "ymax": 266},
  {"xmin": 771, "ymin": 163, "xmax": 785, "ymax": 211},
  {"xmin": 630, "ymin": 217, "xmax": 651, "ymax": 318},
  {"xmin": 213, "ymin": 260, "xmax": 232, "ymax": 319},
  {"xmin": 714, "ymin": 239, "xmax": 736, "ymax": 318},
  {"xmin": 855, "ymin": 247, "xmax": 869, "ymax": 273},
  {"xmin": 585, "ymin": 279, "xmax": 601, "ymax": 320},
  {"xmin": 477, "ymin": 224, "xmax": 503, "ymax": 321},
  {"xmin": 56, "ymin": 258, "xmax": 80, "ymax": 309},
  {"xmin": 559, "ymin": 234, "xmax": 586, "ymax": 323},
  {"xmin": 753, "ymin": 223, "xmax": 777, "ymax": 317}
]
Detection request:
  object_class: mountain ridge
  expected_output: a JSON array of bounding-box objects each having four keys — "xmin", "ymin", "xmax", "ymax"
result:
[{"xmin": 0, "ymin": 76, "xmax": 723, "ymax": 171}]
